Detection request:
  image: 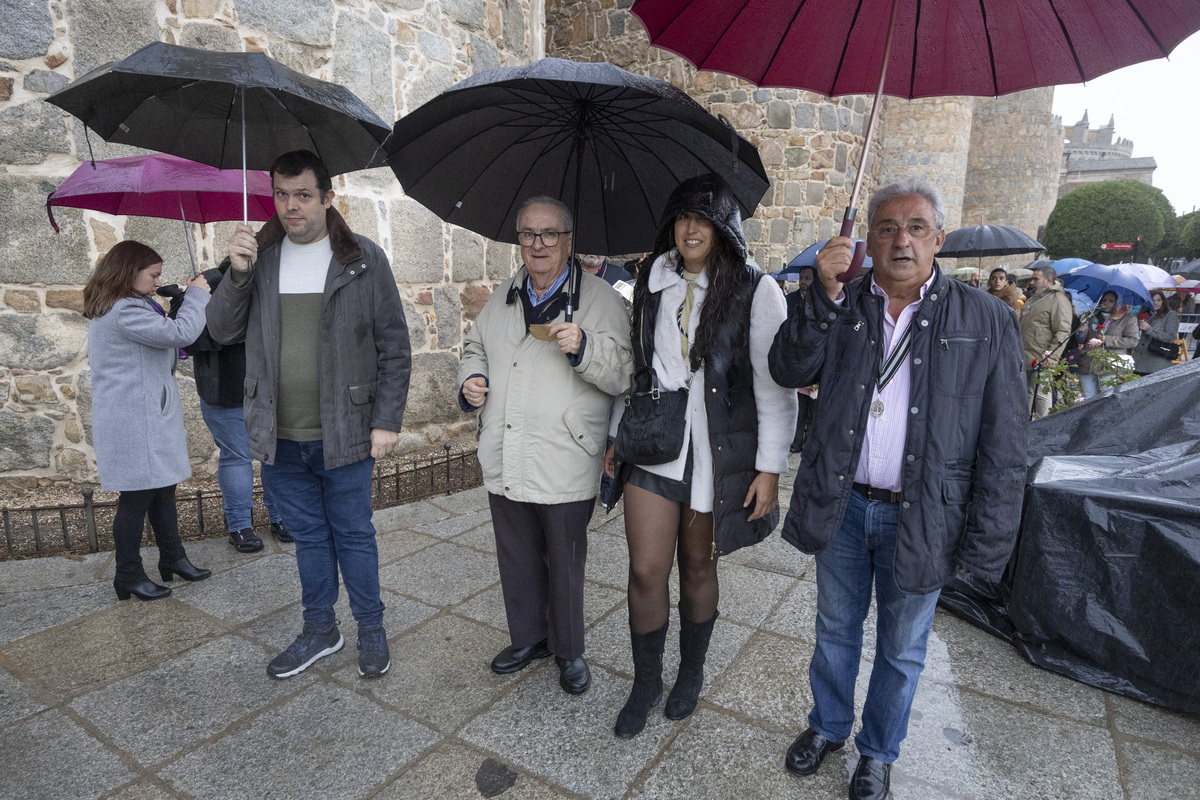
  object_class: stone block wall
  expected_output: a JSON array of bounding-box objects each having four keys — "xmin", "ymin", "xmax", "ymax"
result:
[{"xmin": 0, "ymin": 0, "xmax": 537, "ymax": 490}]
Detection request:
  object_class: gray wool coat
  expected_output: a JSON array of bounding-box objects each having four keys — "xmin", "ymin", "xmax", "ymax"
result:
[{"xmin": 87, "ymin": 288, "xmax": 210, "ymax": 491}]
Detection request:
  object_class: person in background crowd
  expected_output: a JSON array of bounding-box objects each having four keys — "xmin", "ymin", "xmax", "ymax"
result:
[
  {"xmin": 1132, "ymin": 289, "xmax": 1180, "ymax": 376},
  {"xmin": 578, "ymin": 253, "xmax": 634, "ymax": 288},
  {"xmin": 769, "ymin": 178, "xmax": 1026, "ymax": 800},
  {"xmin": 987, "ymin": 268, "xmax": 1024, "ymax": 314},
  {"xmin": 460, "ymin": 196, "xmax": 632, "ymax": 697},
  {"xmin": 967, "ymin": 270, "xmax": 982, "ymax": 289},
  {"xmin": 209, "ymin": 149, "xmax": 411, "ymax": 681},
  {"xmin": 604, "ymin": 174, "xmax": 795, "ymax": 739},
  {"xmin": 1019, "ymin": 265, "xmax": 1073, "ymax": 418},
  {"xmin": 1076, "ymin": 290, "xmax": 1139, "ymax": 398},
  {"xmin": 84, "ymin": 241, "xmax": 213, "ymax": 601}
]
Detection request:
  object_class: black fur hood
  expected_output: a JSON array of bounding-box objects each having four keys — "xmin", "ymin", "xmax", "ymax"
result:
[{"xmin": 659, "ymin": 173, "xmax": 747, "ymax": 262}]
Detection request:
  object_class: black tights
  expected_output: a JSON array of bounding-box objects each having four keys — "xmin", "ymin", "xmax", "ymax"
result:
[
  {"xmin": 623, "ymin": 482, "xmax": 718, "ymax": 633},
  {"xmin": 113, "ymin": 485, "xmax": 186, "ymax": 579}
]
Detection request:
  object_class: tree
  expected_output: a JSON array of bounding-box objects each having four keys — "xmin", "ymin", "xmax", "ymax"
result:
[
  {"xmin": 1182, "ymin": 213, "xmax": 1200, "ymax": 259},
  {"xmin": 1044, "ymin": 181, "xmax": 1167, "ymax": 262}
]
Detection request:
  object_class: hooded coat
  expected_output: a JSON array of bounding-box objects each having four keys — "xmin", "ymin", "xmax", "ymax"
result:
[
  {"xmin": 988, "ymin": 281, "xmax": 1024, "ymax": 315},
  {"xmin": 613, "ymin": 174, "xmax": 795, "ymax": 556}
]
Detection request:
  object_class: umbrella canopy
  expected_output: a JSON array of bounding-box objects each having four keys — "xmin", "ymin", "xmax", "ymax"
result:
[
  {"xmin": 47, "ymin": 154, "xmax": 275, "ymax": 231},
  {"xmin": 1177, "ymin": 258, "xmax": 1200, "ymax": 281},
  {"xmin": 631, "ymin": 0, "xmax": 1200, "ymax": 280},
  {"xmin": 385, "ymin": 57, "xmax": 770, "ymax": 256},
  {"xmin": 948, "ymin": 266, "xmax": 983, "ymax": 280},
  {"xmin": 938, "ymin": 225, "xmax": 1044, "ymax": 259},
  {"xmin": 47, "ymin": 42, "xmax": 390, "ymax": 176},
  {"xmin": 1162, "ymin": 279, "xmax": 1200, "ymax": 294},
  {"xmin": 774, "ymin": 238, "xmax": 873, "ymax": 278},
  {"xmin": 1049, "ymin": 257, "xmax": 1095, "ymax": 274},
  {"xmin": 1061, "ymin": 262, "xmax": 1174, "ymax": 306}
]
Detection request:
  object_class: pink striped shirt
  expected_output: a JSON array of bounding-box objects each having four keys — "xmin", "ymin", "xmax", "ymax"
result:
[{"xmin": 853, "ymin": 271, "xmax": 936, "ymax": 491}]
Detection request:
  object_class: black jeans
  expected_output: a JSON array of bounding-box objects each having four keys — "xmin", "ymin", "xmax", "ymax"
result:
[{"xmin": 113, "ymin": 485, "xmax": 187, "ymax": 580}]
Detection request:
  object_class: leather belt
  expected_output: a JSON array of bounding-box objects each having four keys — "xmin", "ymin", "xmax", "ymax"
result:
[{"xmin": 852, "ymin": 482, "xmax": 903, "ymax": 504}]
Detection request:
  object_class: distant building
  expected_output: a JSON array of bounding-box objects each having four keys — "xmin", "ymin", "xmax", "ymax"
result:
[{"xmin": 1058, "ymin": 112, "xmax": 1157, "ymax": 198}]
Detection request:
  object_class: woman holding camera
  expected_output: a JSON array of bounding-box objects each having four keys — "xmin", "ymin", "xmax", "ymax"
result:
[
  {"xmin": 605, "ymin": 174, "xmax": 795, "ymax": 738},
  {"xmin": 84, "ymin": 240, "xmax": 213, "ymax": 601}
]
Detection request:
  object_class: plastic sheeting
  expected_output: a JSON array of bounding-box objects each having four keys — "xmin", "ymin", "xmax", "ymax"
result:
[{"xmin": 939, "ymin": 358, "xmax": 1200, "ymax": 714}]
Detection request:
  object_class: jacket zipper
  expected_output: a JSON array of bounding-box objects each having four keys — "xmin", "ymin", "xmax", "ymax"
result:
[{"xmin": 701, "ymin": 373, "xmax": 717, "ymax": 561}]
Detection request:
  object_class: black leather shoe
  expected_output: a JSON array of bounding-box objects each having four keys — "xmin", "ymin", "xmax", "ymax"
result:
[
  {"xmin": 158, "ymin": 557, "xmax": 212, "ymax": 582},
  {"xmin": 270, "ymin": 521, "xmax": 294, "ymax": 543},
  {"xmin": 849, "ymin": 755, "xmax": 891, "ymax": 800},
  {"xmin": 784, "ymin": 727, "xmax": 844, "ymax": 777},
  {"xmin": 490, "ymin": 639, "xmax": 551, "ymax": 674},
  {"xmin": 556, "ymin": 656, "xmax": 592, "ymax": 695},
  {"xmin": 228, "ymin": 528, "xmax": 264, "ymax": 553},
  {"xmin": 114, "ymin": 576, "xmax": 171, "ymax": 601}
]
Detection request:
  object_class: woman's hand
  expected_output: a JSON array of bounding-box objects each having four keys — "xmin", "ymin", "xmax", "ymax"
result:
[
  {"xmin": 1087, "ymin": 337, "xmax": 1103, "ymax": 349},
  {"xmin": 603, "ymin": 442, "xmax": 616, "ymax": 478},
  {"xmin": 1138, "ymin": 319, "xmax": 1150, "ymax": 331},
  {"xmin": 186, "ymin": 274, "xmax": 210, "ymax": 293},
  {"xmin": 744, "ymin": 472, "xmax": 780, "ymax": 521}
]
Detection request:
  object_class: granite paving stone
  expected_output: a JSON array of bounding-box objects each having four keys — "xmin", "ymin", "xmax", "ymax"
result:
[
  {"xmin": 159, "ymin": 682, "xmax": 440, "ymax": 800},
  {"xmin": 705, "ymin": 630, "xmax": 822, "ymax": 732},
  {"xmin": 589, "ymin": 513, "xmax": 626, "ymax": 539},
  {"xmin": 0, "ymin": 710, "xmax": 134, "ymax": 800},
  {"xmin": 0, "ymin": 581, "xmax": 120, "ymax": 646},
  {"xmin": 0, "ymin": 598, "xmax": 229, "ymax": 701},
  {"xmin": 427, "ymin": 486, "xmax": 490, "ymax": 515},
  {"xmin": 634, "ymin": 708, "xmax": 849, "ymax": 800},
  {"xmin": 1117, "ymin": 740, "xmax": 1200, "ymax": 799},
  {"xmin": 380, "ymin": 541, "xmax": 499, "ymax": 606},
  {"xmin": 69, "ymin": 634, "xmax": 313, "ymax": 766},
  {"xmin": 0, "ymin": 663, "xmax": 47, "ymax": 727},
  {"xmin": 1108, "ymin": 693, "xmax": 1200, "ymax": 752},
  {"xmin": 764, "ymin": 577, "xmax": 880, "ymax": 660},
  {"xmin": 374, "ymin": 741, "xmax": 569, "ymax": 799},
  {"xmin": 376, "ymin": 528, "xmax": 440, "ymax": 565},
  {"xmin": 459, "ymin": 662, "xmax": 679, "ymax": 799},
  {"xmin": 412, "ymin": 508, "xmax": 493, "ymax": 539},
  {"xmin": 454, "ymin": 579, "xmax": 625, "ymax": 636},
  {"xmin": 168, "ymin": 553, "xmax": 301, "ymax": 624},
  {"xmin": 98, "ymin": 780, "xmax": 181, "ymax": 800},
  {"xmin": 710, "ymin": 560, "xmax": 797, "ymax": 627},
  {"xmin": 372, "ymin": 500, "xmax": 449, "ymax": 533},
  {"xmin": 97, "ymin": 541, "xmax": 271, "ymax": 582},
  {"xmin": 721, "ymin": 529, "xmax": 812, "ymax": 578},
  {"xmin": 0, "ymin": 551, "xmax": 109, "ymax": 591},
  {"xmin": 335, "ymin": 613, "xmax": 510, "ymax": 733},
  {"xmin": 582, "ymin": 529, "xmax": 629, "ymax": 589},
  {"xmin": 450, "ymin": 520, "xmax": 497, "ymax": 553}
]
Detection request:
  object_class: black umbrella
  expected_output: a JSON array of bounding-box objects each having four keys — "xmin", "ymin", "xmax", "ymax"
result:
[
  {"xmin": 937, "ymin": 224, "xmax": 1045, "ymax": 259},
  {"xmin": 48, "ymin": 42, "xmax": 391, "ymax": 221},
  {"xmin": 386, "ymin": 57, "xmax": 769, "ymax": 270}
]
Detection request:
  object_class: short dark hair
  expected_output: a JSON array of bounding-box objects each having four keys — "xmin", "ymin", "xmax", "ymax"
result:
[
  {"xmin": 1032, "ymin": 265, "xmax": 1057, "ymax": 283},
  {"xmin": 796, "ymin": 264, "xmax": 817, "ymax": 280},
  {"xmin": 270, "ymin": 150, "xmax": 332, "ymax": 195},
  {"xmin": 989, "ymin": 268, "xmax": 1008, "ymax": 278}
]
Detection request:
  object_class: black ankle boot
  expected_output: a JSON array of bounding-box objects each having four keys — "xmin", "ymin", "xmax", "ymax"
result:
[
  {"xmin": 114, "ymin": 575, "xmax": 171, "ymax": 601},
  {"xmin": 614, "ymin": 620, "xmax": 668, "ymax": 739},
  {"xmin": 664, "ymin": 608, "xmax": 718, "ymax": 720},
  {"xmin": 158, "ymin": 556, "xmax": 212, "ymax": 582}
]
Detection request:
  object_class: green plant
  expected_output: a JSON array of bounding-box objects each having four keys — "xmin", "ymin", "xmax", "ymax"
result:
[{"xmin": 1036, "ymin": 347, "xmax": 1137, "ymax": 414}]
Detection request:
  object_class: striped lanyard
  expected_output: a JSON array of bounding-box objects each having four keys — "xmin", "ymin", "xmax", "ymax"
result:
[{"xmin": 877, "ymin": 319, "xmax": 914, "ymax": 393}]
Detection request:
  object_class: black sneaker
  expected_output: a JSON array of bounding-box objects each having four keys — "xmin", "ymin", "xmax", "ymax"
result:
[
  {"xmin": 270, "ymin": 520, "xmax": 294, "ymax": 543},
  {"xmin": 267, "ymin": 623, "xmax": 344, "ymax": 679},
  {"xmin": 357, "ymin": 627, "xmax": 390, "ymax": 678},
  {"xmin": 228, "ymin": 528, "xmax": 264, "ymax": 553}
]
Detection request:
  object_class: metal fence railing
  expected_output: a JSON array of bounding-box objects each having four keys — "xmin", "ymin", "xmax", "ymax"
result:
[{"xmin": 1, "ymin": 445, "xmax": 482, "ymax": 561}]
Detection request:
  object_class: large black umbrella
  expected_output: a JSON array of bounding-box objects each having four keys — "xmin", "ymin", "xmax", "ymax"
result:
[
  {"xmin": 386, "ymin": 57, "xmax": 770, "ymax": 258},
  {"xmin": 938, "ymin": 225, "xmax": 1045, "ymax": 260},
  {"xmin": 48, "ymin": 42, "xmax": 391, "ymax": 220}
]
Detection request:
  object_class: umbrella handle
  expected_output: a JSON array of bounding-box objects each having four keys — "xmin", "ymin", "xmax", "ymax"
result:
[
  {"xmin": 835, "ymin": 208, "xmax": 867, "ymax": 283},
  {"xmin": 46, "ymin": 194, "xmax": 60, "ymax": 234}
]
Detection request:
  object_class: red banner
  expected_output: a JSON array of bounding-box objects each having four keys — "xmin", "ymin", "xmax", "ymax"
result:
[{"xmin": 1101, "ymin": 243, "xmax": 1133, "ymax": 250}]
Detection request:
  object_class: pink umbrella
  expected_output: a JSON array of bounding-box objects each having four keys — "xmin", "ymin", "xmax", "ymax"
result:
[{"xmin": 632, "ymin": 0, "xmax": 1200, "ymax": 280}]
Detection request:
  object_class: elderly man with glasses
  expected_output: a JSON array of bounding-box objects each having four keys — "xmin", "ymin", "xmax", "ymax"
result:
[
  {"xmin": 458, "ymin": 196, "xmax": 632, "ymax": 696},
  {"xmin": 769, "ymin": 179, "xmax": 1027, "ymax": 800}
]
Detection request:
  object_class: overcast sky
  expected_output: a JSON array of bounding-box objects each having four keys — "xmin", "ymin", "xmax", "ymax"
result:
[{"xmin": 1052, "ymin": 31, "xmax": 1200, "ymax": 216}]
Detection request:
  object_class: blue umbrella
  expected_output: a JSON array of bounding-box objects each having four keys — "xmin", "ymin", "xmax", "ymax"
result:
[
  {"xmin": 1049, "ymin": 257, "xmax": 1093, "ymax": 274},
  {"xmin": 774, "ymin": 238, "xmax": 871, "ymax": 279},
  {"xmin": 1060, "ymin": 262, "xmax": 1172, "ymax": 306}
]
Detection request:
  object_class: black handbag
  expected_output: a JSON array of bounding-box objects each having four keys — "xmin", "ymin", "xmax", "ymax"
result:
[
  {"xmin": 614, "ymin": 366, "xmax": 689, "ymax": 465},
  {"xmin": 1146, "ymin": 337, "xmax": 1180, "ymax": 360}
]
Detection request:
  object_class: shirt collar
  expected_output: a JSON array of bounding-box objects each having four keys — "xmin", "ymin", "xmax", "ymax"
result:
[
  {"xmin": 868, "ymin": 268, "xmax": 936, "ymax": 306},
  {"xmin": 526, "ymin": 264, "xmax": 570, "ymax": 307}
]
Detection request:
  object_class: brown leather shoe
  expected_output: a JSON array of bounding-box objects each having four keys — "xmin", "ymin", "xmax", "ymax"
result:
[
  {"xmin": 784, "ymin": 727, "xmax": 844, "ymax": 776},
  {"xmin": 849, "ymin": 755, "xmax": 891, "ymax": 800}
]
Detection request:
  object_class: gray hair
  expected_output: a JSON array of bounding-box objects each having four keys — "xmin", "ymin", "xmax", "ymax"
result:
[
  {"xmin": 515, "ymin": 195, "xmax": 573, "ymax": 234},
  {"xmin": 1032, "ymin": 265, "xmax": 1057, "ymax": 283},
  {"xmin": 867, "ymin": 178, "xmax": 946, "ymax": 231}
]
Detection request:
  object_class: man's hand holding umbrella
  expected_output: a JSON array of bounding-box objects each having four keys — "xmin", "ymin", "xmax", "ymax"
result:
[{"xmin": 227, "ymin": 223, "xmax": 258, "ymax": 273}]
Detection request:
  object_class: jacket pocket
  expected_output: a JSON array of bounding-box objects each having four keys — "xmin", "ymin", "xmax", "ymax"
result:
[
  {"xmin": 348, "ymin": 381, "xmax": 378, "ymax": 405},
  {"xmin": 244, "ymin": 376, "xmax": 258, "ymax": 398},
  {"xmin": 563, "ymin": 406, "xmax": 600, "ymax": 457},
  {"xmin": 931, "ymin": 333, "xmax": 989, "ymax": 398}
]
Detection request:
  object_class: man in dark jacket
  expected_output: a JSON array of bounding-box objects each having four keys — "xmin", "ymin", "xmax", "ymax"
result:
[
  {"xmin": 208, "ymin": 150, "xmax": 411, "ymax": 682},
  {"xmin": 769, "ymin": 179, "xmax": 1027, "ymax": 800}
]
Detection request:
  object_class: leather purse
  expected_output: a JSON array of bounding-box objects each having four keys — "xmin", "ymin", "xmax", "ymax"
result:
[
  {"xmin": 1146, "ymin": 337, "xmax": 1180, "ymax": 360},
  {"xmin": 614, "ymin": 366, "xmax": 688, "ymax": 465}
]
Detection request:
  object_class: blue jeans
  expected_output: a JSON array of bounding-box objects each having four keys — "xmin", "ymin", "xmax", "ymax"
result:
[
  {"xmin": 808, "ymin": 489, "xmax": 940, "ymax": 763},
  {"xmin": 199, "ymin": 399, "xmax": 282, "ymax": 531},
  {"xmin": 262, "ymin": 439, "xmax": 383, "ymax": 632}
]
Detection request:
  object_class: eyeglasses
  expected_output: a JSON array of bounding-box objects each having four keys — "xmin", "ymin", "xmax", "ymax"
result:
[
  {"xmin": 517, "ymin": 230, "xmax": 570, "ymax": 247},
  {"xmin": 871, "ymin": 223, "xmax": 939, "ymax": 240}
]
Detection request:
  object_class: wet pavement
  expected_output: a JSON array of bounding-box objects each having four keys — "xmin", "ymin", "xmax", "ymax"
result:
[{"xmin": 2, "ymin": 463, "xmax": 1198, "ymax": 799}]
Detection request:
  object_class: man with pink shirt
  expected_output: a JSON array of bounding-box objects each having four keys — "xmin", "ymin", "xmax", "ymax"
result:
[{"xmin": 769, "ymin": 179, "xmax": 1026, "ymax": 800}]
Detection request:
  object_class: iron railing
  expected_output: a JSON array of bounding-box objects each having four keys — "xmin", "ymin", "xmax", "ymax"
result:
[{"xmin": 1, "ymin": 445, "xmax": 481, "ymax": 560}]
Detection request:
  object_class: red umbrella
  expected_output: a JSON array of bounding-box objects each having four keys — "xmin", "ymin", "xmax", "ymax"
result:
[{"xmin": 632, "ymin": 0, "xmax": 1200, "ymax": 279}]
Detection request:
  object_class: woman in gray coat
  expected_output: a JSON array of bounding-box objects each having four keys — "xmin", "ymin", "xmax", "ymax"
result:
[
  {"xmin": 84, "ymin": 241, "xmax": 213, "ymax": 601},
  {"xmin": 1132, "ymin": 290, "xmax": 1180, "ymax": 375}
]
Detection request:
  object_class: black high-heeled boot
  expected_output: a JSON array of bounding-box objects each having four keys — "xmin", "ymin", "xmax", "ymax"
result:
[
  {"xmin": 114, "ymin": 575, "xmax": 171, "ymax": 601},
  {"xmin": 614, "ymin": 620, "xmax": 668, "ymax": 739},
  {"xmin": 664, "ymin": 608, "xmax": 718, "ymax": 720},
  {"xmin": 158, "ymin": 557, "xmax": 212, "ymax": 582}
]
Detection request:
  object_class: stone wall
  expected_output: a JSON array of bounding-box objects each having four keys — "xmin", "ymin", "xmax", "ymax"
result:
[{"xmin": 0, "ymin": 0, "xmax": 538, "ymax": 490}]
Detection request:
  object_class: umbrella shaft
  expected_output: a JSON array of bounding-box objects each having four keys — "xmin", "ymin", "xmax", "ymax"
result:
[{"xmin": 848, "ymin": 0, "xmax": 899, "ymax": 214}]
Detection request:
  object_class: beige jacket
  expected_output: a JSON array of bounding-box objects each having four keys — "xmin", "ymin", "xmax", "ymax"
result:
[
  {"xmin": 459, "ymin": 267, "xmax": 633, "ymax": 504},
  {"xmin": 1019, "ymin": 285, "xmax": 1073, "ymax": 369}
]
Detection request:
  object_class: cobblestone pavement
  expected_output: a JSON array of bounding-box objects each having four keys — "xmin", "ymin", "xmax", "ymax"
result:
[{"xmin": 2, "ymin": 472, "xmax": 1198, "ymax": 799}]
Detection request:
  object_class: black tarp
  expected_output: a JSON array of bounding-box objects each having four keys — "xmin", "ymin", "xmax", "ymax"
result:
[{"xmin": 939, "ymin": 358, "xmax": 1200, "ymax": 714}]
